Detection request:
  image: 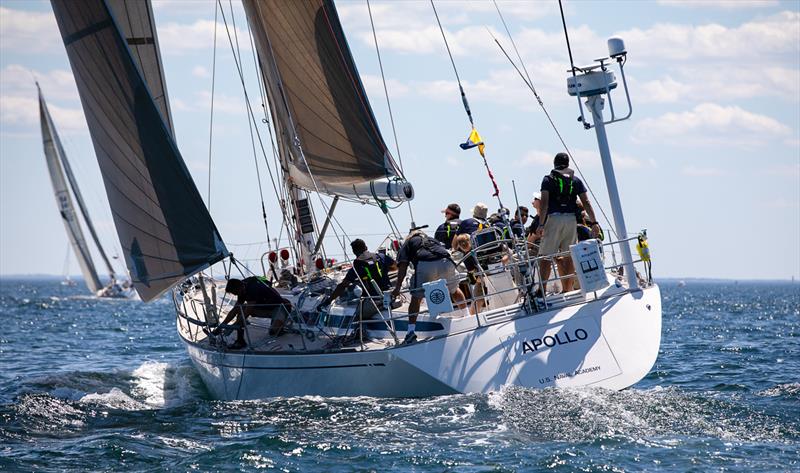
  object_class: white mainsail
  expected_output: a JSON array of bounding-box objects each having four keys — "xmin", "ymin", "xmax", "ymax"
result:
[{"xmin": 38, "ymin": 86, "xmax": 102, "ymax": 294}]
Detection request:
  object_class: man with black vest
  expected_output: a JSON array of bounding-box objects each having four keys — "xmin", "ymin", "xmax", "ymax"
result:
[
  {"xmin": 537, "ymin": 152, "xmax": 599, "ymax": 293},
  {"xmin": 319, "ymin": 239, "xmax": 396, "ymax": 319},
  {"xmin": 392, "ymin": 229, "xmax": 466, "ymax": 344},
  {"xmin": 434, "ymin": 203, "xmax": 461, "ymax": 249}
]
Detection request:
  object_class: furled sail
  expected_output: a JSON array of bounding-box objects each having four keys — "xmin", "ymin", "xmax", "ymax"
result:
[
  {"xmin": 106, "ymin": 0, "xmax": 175, "ymax": 138},
  {"xmin": 50, "ymin": 0, "xmax": 227, "ymax": 302},
  {"xmin": 38, "ymin": 87, "xmax": 103, "ymax": 294},
  {"xmin": 242, "ymin": 0, "xmax": 414, "ymax": 202}
]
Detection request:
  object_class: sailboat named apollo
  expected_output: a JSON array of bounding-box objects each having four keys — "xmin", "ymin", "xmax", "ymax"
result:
[{"xmin": 50, "ymin": 0, "xmax": 661, "ymax": 398}]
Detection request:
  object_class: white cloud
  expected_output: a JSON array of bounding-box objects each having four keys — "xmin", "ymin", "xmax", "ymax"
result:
[
  {"xmin": 634, "ymin": 103, "xmax": 792, "ymax": 146},
  {"xmin": 191, "ymin": 66, "xmax": 209, "ymax": 78},
  {"xmin": 157, "ymin": 20, "xmax": 250, "ymax": 55},
  {"xmin": 681, "ymin": 165, "xmax": 724, "ymax": 176},
  {"xmin": 657, "ymin": 0, "xmax": 779, "ymax": 9},
  {"xmin": 361, "ymin": 74, "xmax": 410, "ymax": 99},
  {"xmin": 0, "ymin": 95, "xmax": 86, "ymax": 133},
  {"xmin": 0, "ymin": 65, "xmax": 78, "ymax": 101},
  {"xmin": 0, "ymin": 6, "xmax": 61, "ymax": 54},
  {"xmin": 0, "ymin": 65, "xmax": 85, "ymax": 134},
  {"xmin": 617, "ymin": 11, "xmax": 800, "ymax": 62},
  {"xmin": 634, "ymin": 65, "xmax": 800, "ymax": 103}
]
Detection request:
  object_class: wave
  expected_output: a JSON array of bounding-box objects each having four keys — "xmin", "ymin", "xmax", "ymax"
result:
[
  {"xmin": 489, "ymin": 385, "xmax": 799, "ymax": 444},
  {"xmin": 758, "ymin": 383, "xmax": 800, "ymax": 399}
]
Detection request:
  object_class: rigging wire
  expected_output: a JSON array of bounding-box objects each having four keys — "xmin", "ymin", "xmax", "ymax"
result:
[
  {"xmin": 226, "ymin": 0, "xmax": 272, "ymax": 247},
  {"xmin": 206, "ymin": 1, "xmax": 218, "ymax": 211},
  {"xmin": 490, "ymin": 1, "xmax": 617, "ymax": 237},
  {"xmin": 217, "ymin": 0, "xmax": 298, "ymax": 261},
  {"xmin": 366, "ymin": 0, "xmax": 415, "ymax": 227},
  {"xmin": 430, "ymin": 0, "xmax": 503, "ymax": 209}
]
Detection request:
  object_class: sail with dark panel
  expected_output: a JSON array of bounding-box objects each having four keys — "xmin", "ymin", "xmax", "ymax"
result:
[
  {"xmin": 50, "ymin": 0, "xmax": 227, "ymax": 301},
  {"xmin": 106, "ymin": 0, "xmax": 175, "ymax": 138},
  {"xmin": 242, "ymin": 0, "xmax": 413, "ymax": 202}
]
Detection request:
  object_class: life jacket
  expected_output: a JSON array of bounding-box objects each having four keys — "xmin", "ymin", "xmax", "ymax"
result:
[
  {"xmin": 413, "ymin": 234, "xmax": 451, "ymax": 263},
  {"xmin": 444, "ymin": 219, "xmax": 460, "ymax": 240},
  {"xmin": 354, "ymin": 252, "xmax": 385, "ymax": 290},
  {"xmin": 549, "ymin": 170, "xmax": 576, "ymax": 212}
]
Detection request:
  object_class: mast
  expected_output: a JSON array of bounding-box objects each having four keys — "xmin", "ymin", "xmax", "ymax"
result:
[
  {"xmin": 38, "ymin": 85, "xmax": 103, "ymax": 294},
  {"xmin": 242, "ymin": 0, "xmax": 418, "ymax": 273}
]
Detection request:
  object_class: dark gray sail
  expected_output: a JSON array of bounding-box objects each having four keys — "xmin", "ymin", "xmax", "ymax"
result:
[
  {"xmin": 242, "ymin": 0, "xmax": 413, "ymax": 202},
  {"xmin": 39, "ymin": 87, "xmax": 103, "ymax": 294},
  {"xmin": 50, "ymin": 0, "xmax": 227, "ymax": 301},
  {"xmin": 106, "ymin": 0, "xmax": 174, "ymax": 138}
]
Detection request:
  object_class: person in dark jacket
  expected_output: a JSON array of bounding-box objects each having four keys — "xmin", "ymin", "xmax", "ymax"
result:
[
  {"xmin": 216, "ymin": 276, "xmax": 293, "ymax": 348},
  {"xmin": 456, "ymin": 202, "xmax": 489, "ymax": 236},
  {"xmin": 391, "ymin": 230, "xmax": 465, "ymax": 344},
  {"xmin": 319, "ymin": 239, "xmax": 396, "ymax": 318},
  {"xmin": 434, "ymin": 203, "xmax": 461, "ymax": 249}
]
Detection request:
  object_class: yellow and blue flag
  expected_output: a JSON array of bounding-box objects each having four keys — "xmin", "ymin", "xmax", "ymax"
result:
[{"xmin": 459, "ymin": 127, "xmax": 485, "ymax": 157}]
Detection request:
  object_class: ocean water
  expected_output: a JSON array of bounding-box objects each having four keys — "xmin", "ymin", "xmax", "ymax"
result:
[{"xmin": 0, "ymin": 279, "xmax": 797, "ymax": 472}]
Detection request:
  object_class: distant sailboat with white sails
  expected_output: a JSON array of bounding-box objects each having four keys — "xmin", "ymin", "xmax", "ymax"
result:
[
  {"xmin": 49, "ymin": 0, "xmax": 662, "ymax": 398},
  {"xmin": 38, "ymin": 85, "xmax": 131, "ymax": 298}
]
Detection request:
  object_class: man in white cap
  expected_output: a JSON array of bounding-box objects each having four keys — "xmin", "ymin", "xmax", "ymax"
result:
[{"xmin": 456, "ymin": 202, "xmax": 489, "ymax": 236}]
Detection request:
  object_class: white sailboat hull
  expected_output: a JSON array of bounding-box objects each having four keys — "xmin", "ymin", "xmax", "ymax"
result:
[{"xmin": 181, "ymin": 285, "xmax": 661, "ymax": 399}]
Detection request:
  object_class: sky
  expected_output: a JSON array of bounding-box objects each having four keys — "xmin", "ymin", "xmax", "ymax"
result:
[{"xmin": 0, "ymin": 0, "xmax": 798, "ymax": 281}]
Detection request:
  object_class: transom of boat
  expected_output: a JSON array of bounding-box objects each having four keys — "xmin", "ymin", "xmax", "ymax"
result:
[{"xmin": 174, "ymin": 233, "xmax": 652, "ymax": 355}]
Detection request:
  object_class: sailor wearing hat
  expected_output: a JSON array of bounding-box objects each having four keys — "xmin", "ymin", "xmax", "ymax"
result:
[{"xmin": 434, "ymin": 203, "xmax": 461, "ymax": 249}]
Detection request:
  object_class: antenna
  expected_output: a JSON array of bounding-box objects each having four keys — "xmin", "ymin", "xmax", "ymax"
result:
[{"xmin": 564, "ymin": 34, "xmax": 637, "ymax": 290}]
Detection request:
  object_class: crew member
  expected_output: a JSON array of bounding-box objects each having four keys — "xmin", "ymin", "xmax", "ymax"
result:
[
  {"xmin": 216, "ymin": 276, "xmax": 293, "ymax": 348},
  {"xmin": 319, "ymin": 239, "xmax": 396, "ymax": 319},
  {"xmin": 434, "ymin": 203, "xmax": 461, "ymax": 249},
  {"xmin": 392, "ymin": 229, "xmax": 466, "ymax": 344},
  {"xmin": 456, "ymin": 202, "xmax": 489, "ymax": 236},
  {"xmin": 536, "ymin": 152, "xmax": 600, "ymax": 293}
]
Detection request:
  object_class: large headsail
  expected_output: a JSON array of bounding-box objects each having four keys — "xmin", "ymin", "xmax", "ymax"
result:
[
  {"xmin": 38, "ymin": 87, "xmax": 103, "ymax": 294},
  {"xmin": 242, "ymin": 0, "xmax": 413, "ymax": 202},
  {"xmin": 106, "ymin": 0, "xmax": 174, "ymax": 138},
  {"xmin": 50, "ymin": 0, "xmax": 227, "ymax": 301}
]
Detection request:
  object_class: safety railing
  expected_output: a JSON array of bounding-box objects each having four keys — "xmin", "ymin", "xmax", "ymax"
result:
[{"xmin": 173, "ymin": 231, "xmax": 654, "ymax": 352}]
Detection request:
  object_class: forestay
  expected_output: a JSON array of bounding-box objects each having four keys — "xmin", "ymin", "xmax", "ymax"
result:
[
  {"xmin": 38, "ymin": 88, "xmax": 103, "ymax": 294},
  {"xmin": 242, "ymin": 0, "xmax": 413, "ymax": 202},
  {"xmin": 50, "ymin": 0, "xmax": 228, "ymax": 301}
]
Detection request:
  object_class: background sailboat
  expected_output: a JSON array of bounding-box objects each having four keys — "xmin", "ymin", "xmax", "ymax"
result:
[{"xmin": 39, "ymin": 85, "xmax": 129, "ymax": 298}]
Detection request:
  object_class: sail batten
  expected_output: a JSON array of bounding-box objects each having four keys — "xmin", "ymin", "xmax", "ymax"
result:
[
  {"xmin": 51, "ymin": 0, "xmax": 227, "ymax": 301},
  {"xmin": 243, "ymin": 0, "xmax": 413, "ymax": 201}
]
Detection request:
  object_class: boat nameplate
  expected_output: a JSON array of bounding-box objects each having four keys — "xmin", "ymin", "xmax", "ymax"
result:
[{"xmin": 501, "ymin": 315, "xmax": 622, "ymax": 388}]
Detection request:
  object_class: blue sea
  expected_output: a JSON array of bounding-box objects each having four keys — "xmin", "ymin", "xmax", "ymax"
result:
[{"xmin": 1, "ymin": 279, "xmax": 798, "ymax": 472}]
